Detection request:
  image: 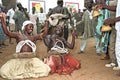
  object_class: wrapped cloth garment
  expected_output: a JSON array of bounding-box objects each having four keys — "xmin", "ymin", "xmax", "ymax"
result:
[
  {"xmin": 45, "ymin": 39, "xmax": 80, "ymax": 74},
  {"xmin": 45, "ymin": 54, "xmax": 80, "ymax": 74},
  {"xmin": 16, "ymin": 40, "xmax": 36, "ymax": 53},
  {"xmin": 0, "ymin": 57, "xmax": 51, "ymax": 80}
]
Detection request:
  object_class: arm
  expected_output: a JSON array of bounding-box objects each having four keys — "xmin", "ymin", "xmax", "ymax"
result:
[
  {"xmin": 100, "ymin": 4, "xmax": 116, "ymax": 12},
  {"xmin": 0, "ymin": 14, "xmax": 17, "ymax": 38},
  {"xmin": 23, "ymin": 8, "xmax": 29, "ymax": 20},
  {"xmin": 65, "ymin": 31, "xmax": 76, "ymax": 49},
  {"xmin": 104, "ymin": 16, "xmax": 120, "ymax": 25},
  {"xmin": 36, "ymin": 20, "xmax": 48, "ymax": 40}
]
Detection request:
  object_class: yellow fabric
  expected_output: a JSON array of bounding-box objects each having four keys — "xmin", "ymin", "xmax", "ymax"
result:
[{"xmin": 0, "ymin": 58, "xmax": 51, "ymax": 79}]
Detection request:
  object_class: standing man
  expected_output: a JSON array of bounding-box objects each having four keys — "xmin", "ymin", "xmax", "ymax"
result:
[
  {"xmin": 6, "ymin": 5, "xmax": 15, "ymax": 44},
  {"xmin": 29, "ymin": 7, "xmax": 38, "ymax": 35},
  {"xmin": 78, "ymin": 1, "xmax": 97, "ymax": 53},
  {"xmin": 101, "ymin": 0, "xmax": 118, "ymax": 68},
  {"xmin": 101, "ymin": 0, "xmax": 120, "ymax": 74},
  {"xmin": 0, "ymin": 5, "xmax": 7, "ymax": 48},
  {"xmin": 13, "ymin": 3, "xmax": 29, "ymax": 33},
  {"xmin": 47, "ymin": 0, "xmax": 71, "ymax": 41},
  {"xmin": 37, "ymin": 7, "xmax": 46, "ymax": 34}
]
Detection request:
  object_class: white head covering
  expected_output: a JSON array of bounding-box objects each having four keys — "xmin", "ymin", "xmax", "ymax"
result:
[{"xmin": 22, "ymin": 21, "xmax": 33, "ymax": 30}]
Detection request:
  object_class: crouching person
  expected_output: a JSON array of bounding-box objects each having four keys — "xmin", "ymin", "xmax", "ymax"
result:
[
  {"xmin": 0, "ymin": 14, "xmax": 51, "ymax": 79},
  {"xmin": 44, "ymin": 25, "xmax": 81, "ymax": 74}
]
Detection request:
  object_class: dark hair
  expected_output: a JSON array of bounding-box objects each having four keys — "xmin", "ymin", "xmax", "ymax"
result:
[
  {"xmin": 32, "ymin": 7, "xmax": 36, "ymax": 14},
  {"xmin": 57, "ymin": 1, "xmax": 63, "ymax": 6},
  {"xmin": 17, "ymin": 3, "xmax": 22, "ymax": 7}
]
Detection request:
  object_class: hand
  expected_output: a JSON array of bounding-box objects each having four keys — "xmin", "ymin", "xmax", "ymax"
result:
[
  {"xmin": 71, "ymin": 30, "xmax": 77, "ymax": 37},
  {"xmin": 104, "ymin": 18, "xmax": 115, "ymax": 25},
  {"xmin": 0, "ymin": 13, "xmax": 3, "ymax": 18},
  {"xmin": 93, "ymin": 5, "xmax": 102, "ymax": 11}
]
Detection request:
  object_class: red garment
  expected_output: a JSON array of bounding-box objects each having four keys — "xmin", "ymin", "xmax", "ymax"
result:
[{"xmin": 45, "ymin": 54, "xmax": 81, "ymax": 74}]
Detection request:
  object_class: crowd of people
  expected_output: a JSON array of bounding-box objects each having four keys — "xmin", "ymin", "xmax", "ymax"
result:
[
  {"xmin": 0, "ymin": 0, "xmax": 120, "ymax": 79},
  {"xmin": 0, "ymin": 0, "xmax": 80, "ymax": 79},
  {"xmin": 80, "ymin": 0, "xmax": 120, "ymax": 76}
]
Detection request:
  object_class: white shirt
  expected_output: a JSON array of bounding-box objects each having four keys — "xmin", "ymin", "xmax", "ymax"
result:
[
  {"xmin": 115, "ymin": 0, "xmax": 120, "ymax": 31},
  {"xmin": 29, "ymin": 13, "xmax": 38, "ymax": 25},
  {"xmin": 6, "ymin": 8, "xmax": 15, "ymax": 24},
  {"xmin": 37, "ymin": 13, "xmax": 46, "ymax": 23}
]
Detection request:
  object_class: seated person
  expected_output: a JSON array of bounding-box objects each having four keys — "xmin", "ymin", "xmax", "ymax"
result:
[
  {"xmin": 0, "ymin": 14, "xmax": 51, "ymax": 79},
  {"xmin": 44, "ymin": 25, "xmax": 80, "ymax": 74}
]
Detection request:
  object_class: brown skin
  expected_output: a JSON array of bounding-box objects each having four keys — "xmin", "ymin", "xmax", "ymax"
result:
[
  {"xmin": 97, "ymin": 2, "xmax": 120, "ymax": 25},
  {"xmin": 44, "ymin": 25, "xmax": 76, "ymax": 52},
  {"xmin": 0, "ymin": 14, "xmax": 48, "ymax": 53}
]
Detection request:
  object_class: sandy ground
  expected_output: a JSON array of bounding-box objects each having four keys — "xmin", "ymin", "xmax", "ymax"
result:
[{"xmin": 0, "ymin": 36, "xmax": 120, "ymax": 80}]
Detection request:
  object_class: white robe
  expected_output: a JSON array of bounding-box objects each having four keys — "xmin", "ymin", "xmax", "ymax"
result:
[{"xmin": 115, "ymin": 0, "xmax": 120, "ymax": 67}]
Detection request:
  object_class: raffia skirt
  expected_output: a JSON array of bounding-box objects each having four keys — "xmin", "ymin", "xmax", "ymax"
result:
[{"xmin": 0, "ymin": 52, "xmax": 51, "ymax": 80}]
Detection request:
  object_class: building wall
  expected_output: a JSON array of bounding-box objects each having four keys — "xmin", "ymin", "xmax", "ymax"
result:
[
  {"xmin": 16, "ymin": 0, "xmax": 84, "ymax": 13},
  {"xmin": 0, "ymin": 0, "xmax": 2, "ymax": 4}
]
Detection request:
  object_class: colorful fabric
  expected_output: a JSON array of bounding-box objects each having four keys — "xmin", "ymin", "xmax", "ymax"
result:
[{"xmin": 45, "ymin": 54, "xmax": 80, "ymax": 74}]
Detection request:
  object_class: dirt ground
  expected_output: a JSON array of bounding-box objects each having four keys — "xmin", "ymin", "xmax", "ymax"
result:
[{"xmin": 0, "ymin": 36, "xmax": 120, "ymax": 80}]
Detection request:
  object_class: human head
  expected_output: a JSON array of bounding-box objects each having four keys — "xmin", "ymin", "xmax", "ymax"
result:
[
  {"xmin": 85, "ymin": 2, "xmax": 93, "ymax": 10},
  {"xmin": 32, "ymin": 7, "xmax": 36, "ymax": 14},
  {"xmin": 55, "ymin": 25, "xmax": 64, "ymax": 37},
  {"xmin": 40, "ymin": 7, "xmax": 43, "ymax": 13},
  {"xmin": 17, "ymin": 2, "xmax": 23, "ymax": 11},
  {"xmin": 22, "ymin": 21, "xmax": 34, "ymax": 34},
  {"xmin": 57, "ymin": 0, "xmax": 63, "ymax": 7}
]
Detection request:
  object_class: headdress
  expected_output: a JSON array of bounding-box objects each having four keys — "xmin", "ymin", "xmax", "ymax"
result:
[{"xmin": 22, "ymin": 21, "xmax": 33, "ymax": 30}]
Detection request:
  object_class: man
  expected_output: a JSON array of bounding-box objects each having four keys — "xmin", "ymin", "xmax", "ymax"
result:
[
  {"xmin": 43, "ymin": 25, "xmax": 80, "ymax": 74},
  {"xmin": 100, "ymin": 0, "xmax": 118, "ymax": 69},
  {"xmin": 44, "ymin": 25, "xmax": 75, "ymax": 52},
  {"xmin": 78, "ymin": 1, "xmax": 97, "ymax": 53},
  {"xmin": 29, "ymin": 7, "xmax": 38, "ymax": 35},
  {"xmin": 0, "ymin": 13, "xmax": 48, "ymax": 53},
  {"xmin": 0, "ymin": 5, "xmax": 7, "ymax": 48},
  {"xmin": 101, "ymin": 0, "xmax": 120, "ymax": 75},
  {"xmin": 47, "ymin": 0, "xmax": 71, "ymax": 41},
  {"xmin": 6, "ymin": 5, "xmax": 16, "ymax": 44},
  {"xmin": 0, "ymin": 13, "xmax": 51, "ymax": 79},
  {"xmin": 37, "ymin": 7, "xmax": 46, "ymax": 34},
  {"xmin": 13, "ymin": 3, "xmax": 29, "ymax": 32}
]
